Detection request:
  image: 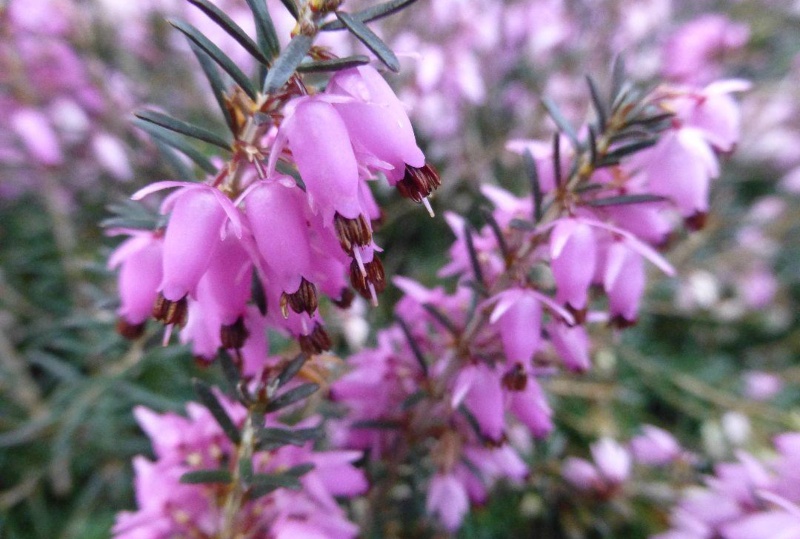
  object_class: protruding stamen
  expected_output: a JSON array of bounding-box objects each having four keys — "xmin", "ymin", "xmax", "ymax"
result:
[
  {"xmin": 152, "ymin": 293, "xmax": 188, "ymax": 326},
  {"xmin": 162, "ymin": 324, "xmax": 174, "ymax": 347},
  {"xmin": 353, "ymin": 247, "xmax": 367, "ymax": 277},
  {"xmin": 116, "ymin": 319, "xmax": 145, "ymax": 340},
  {"xmin": 422, "ymin": 197, "xmax": 435, "ymax": 218},
  {"xmin": 298, "ymin": 323, "xmax": 332, "ymax": 355},
  {"xmin": 334, "ymin": 213, "xmax": 372, "ymax": 254},
  {"xmin": 285, "ymin": 278, "xmax": 319, "ymax": 316},
  {"xmin": 220, "ymin": 316, "xmax": 249, "ymax": 349},
  {"xmin": 350, "ymin": 255, "xmax": 386, "ymax": 301},
  {"xmin": 396, "ymin": 163, "xmax": 442, "ymax": 203}
]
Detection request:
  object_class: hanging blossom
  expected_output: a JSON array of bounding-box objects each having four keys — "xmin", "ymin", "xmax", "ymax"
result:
[
  {"xmin": 655, "ymin": 432, "xmax": 800, "ymax": 539},
  {"xmin": 113, "ymin": 395, "xmax": 367, "ymax": 538},
  {"xmin": 1, "ymin": 0, "xmax": 136, "ymax": 200},
  {"xmin": 110, "ymin": 59, "xmax": 440, "ymax": 368},
  {"xmin": 330, "ymin": 67, "xmax": 745, "ymax": 532}
]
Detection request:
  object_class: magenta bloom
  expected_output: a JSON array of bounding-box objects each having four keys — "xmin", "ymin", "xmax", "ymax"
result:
[
  {"xmin": 245, "ymin": 178, "xmax": 314, "ymax": 295},
  {"xmin": 108, "ymin": 231, "xmax": 163, "ymax": 326},
  {"xmin": 327, "ymin": 65, "xmax": 425, "ymax": 183},
  {"xmin": 280, "ymin": 97, "xmax": 361, "ymax": 223},
  {"xmin": 426, "ymin": 473, "xmax": 470, "ymax": 532},
  {"xmin": 550, "ymin": 217, "xmax": 597, "ymax": 310}
]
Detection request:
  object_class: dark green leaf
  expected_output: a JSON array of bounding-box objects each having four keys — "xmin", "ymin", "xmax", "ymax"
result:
[
  {"xmin": 421, "ymin": 303, "xmax": 459, "ymax": 336},
  {"xmin": 192, "ymin": 379, "xmax": 241, "ymax": 444},
  {"xmin": 180, "ymin": 469, "xmax": 233, "ymax": 484},
  {"xmin": 285, "ymin": 463, "xmax": 315, "ymax": 477},
  {"xmin": 217, "ymin": 349, "xmax": 241, "ymax": 393},
  {"xmin": 541, "ymin": 97, "xmax": 580, "ymax": 149},
  {"xmin": 522, "ymin": 150, "xmax": 543, "ymax": 223},
  {"xmin": 602, "ymin": 138, "xmax": 658, "ymax": 163},
  {"xmin": 586, "ymin": 194, "xmax": 667, "ymax": 207},
  {"xmin": 187, "ymin": 0, "xmax": 271, "ymax": 65},
  {"xmin": 552, "ymin": 133, "xmax": 563, "ymax": 188},
  {"xmin": 401, "ymin": 389, "xmax": 426, "ymax": 410},
  {"xmin": 248, "ymin": 471, "xmax": 303, "ymax": 499},
  {"xmin": 135, "ymin": 109, "xmax": 231, "ymax": 151},
  {"xmin": 255, "ymin": 426, "xmax": 323, "ymax": 449},
  {"xmin": 586, "ymin": 75, "xmax": 607, "ymax": 132},
  {"xmin": 335, "ymin": 12, "xmax": 399, "ymax": 72},
  {"xmin": 262, "ymin": 34, "xmax": 313, "ymax": 93},
  {"xmin": 610, "ymin": 54, "xmax": 626, "ymax": 105},
  {"xmin": 509, "ymin": 218, "xmax": 535, "ymax": 231},
  {"xmin": 321, "ymin": 0, "xmax": 419, "ymax": 30},
  {"xmin": 395, "ymin": 316, "xmax": 428, "ymax": 377},
  {"xmin": 297, "ymin": 55, "xmax": 371, "ymax": 73},
  {"xmin": 276, "ymin": 353, "xmax": 306, "ymax": 388},
  {"xmin": 265, "ymin": 383, "xmax": 319, "ymax": 412},
  {"xmin": 479, "ymin": 207, "xmax": 510, "ymax": 265},
  {"xmin": 169, "ymin": 19, "xmax": 257, "ymax": 99},
  {"xmin": 277, "ymin": 0, "xmax": 299, "ymax": 19},
  {"xmin": 133, "ymin": 118, "xmax": 217, "ymax": 174},
  {"xmin": 245, "ymin": 0, "xmax": 280, "ymax": 60},
  {"xmin": 188, "ymin": 41, "xmax": 235, "ymax": 132},
  {"xmin": 351, "ymin": 419, "xmax": 403, "ymax": 430},
  {"xmin": 154, "ymin": 139, "xmax": 197, "ymax": 181},
  {"xmin": 463, "ymin": 223, "xmax": 486, "ymax": 289},
  {"xmin": 239, "ymin": 456, "xmax": 254, "ymax": 481},
  {"xmin": 102, "ymin": 199, "xmax": 164, "ymax": 230},
  {"xmin": 588, "ymin": 125, "xmax": 598, "ymax": 166}
]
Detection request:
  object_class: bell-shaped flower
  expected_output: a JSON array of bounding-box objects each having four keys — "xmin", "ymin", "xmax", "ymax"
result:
[
  {"xmin": 245, "ymin": 177, "xmax": 313, "ymax": 295},
  {"xmin": 452, "ymin": 364, "xmax": 505, "ymax": 442},
  {"xmin": 198, "ymin": 233, "xmax": 252, "ymax": 325},
  {"xmin": 630, "ymin": 425, "xmax": 683, "ymax": 466},
  {"xmin": 674, "ymin": 80, "xmax": 750, "ymax": 153},
  {"xmin": 550, "ymin": 217, "xmax": 597, "ymax": 311},
  {"xmin": 603, "ymin": 241, "xmax": 646, "ymax": 324},
  {"xmin": 326, "ymin": 65, "xmax": 425, "ymax": 183},
  {"xmin": 426, "ymin": 473, "xmax": 470, "ymax": 532},
  {"xmin": 489, "ymin": 288, "xmax": 573, "ymax": 365},
  {"xmin": 108, "ymin": 231, "xmax": 163, "ymax": 325},
  {"xmin": 591, "ymin": 437, "xmax": 632, "ymax": 485},
  {"xmin": 278, "ymin": 97, "xmax": 361, "ymax": 223},
  {"xmin": 508, "ymin": 377, "xmax": 553, "ymax": 438},
  {"xmin": 132, "ymin": 182, "xmax": 243, "ymax": 303},
  {"xmin": 11, "ymin": 107, "xmax": 63, "ymax": 166},
  {"xmin": 548, "ymin": 321, "xmax": 591, "ymax": 372},
  {"xmin": 631, "ymin": 127, "xmax": 719, "ymax": 218}
]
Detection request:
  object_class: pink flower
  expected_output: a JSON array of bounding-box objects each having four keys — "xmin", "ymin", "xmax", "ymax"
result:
[
  {"xmin": 630, "ymin": 425, "xmax": 683, "ymax": 466},
  {"xmin": 426, "ymin": 473, "xmax": 470, "ymax": 532},
  {"xmin": 279, "ymin": 97, "xmax": 361, "ymax": 223},
  {"xmin": 108, "ymin": 231, "xmax": 163, "ymax": 327},
  {"xmin": 550, "ymin": 217, "xmax": 597, "ymax": 311},
  {"xmin": 327, "ymin": 65, "xmax": 425, "ymax": 184}
]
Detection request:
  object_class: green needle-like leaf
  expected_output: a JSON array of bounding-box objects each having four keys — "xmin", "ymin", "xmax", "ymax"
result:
[
  {"xmin": 522, "ymin": 149, "xmax": 543, "ymax": 223},
  {"xmin": 335, "ymin": 12, "xmax": 399, "ymax": 72},
  {"xmin": 276, "ymin": 353, "xmax": 307, "ymax": 388},
  {"xmin": 297, "ymin": 55, "xmax": 371, "ymax": 73},
  {"xmin": 262, "ymin": 34, "xmax": 312, "ymax": 93},
  {"xmin": 188, "ymin": 41, "xmax": 235, "ymax": 132},
  {"xmin": 192, "ymin": 379, "xmax": 242, "ymax": 444},
  {"xmin": 245, "ymin": 0, "xmax": 280, "ymax": 60},
  {"xmin": 541, "ymin": 97, "xmax": 580, "ymax": 149},
  {"xmin": 264, "ymin": 383, "xmax": 319, "ymax": 413},
  {"xmin": 396, "ymin": 316, "xmax": 428, "ymax": 377},
  {"xmin": 187, "ymin": 0, "xmax": 271, "ymax": 65},
  {"xmin": 170, "ymin": 19, "xmax": 258, "ymax": 99},
  {"xmin": 134, "ymin": 110, "xmax": 231, "ymax": 151},
  {"xmin": 133, "ymin": 118, "xmax": 217, "ymax": 174},
  {"xmin": 586, "ymin": 194, "xmax": 667, "ymax": 207},
  {"xmin": 322, "ymin": 0, "xmax": 420, "ymax": 30},
  {"xmin": 180, "ymin": 469, "xmax": 233, "ymax": 484},
  {"xmin": 277, "ymin": 0, "xmax": 299, "ymax": 19}
]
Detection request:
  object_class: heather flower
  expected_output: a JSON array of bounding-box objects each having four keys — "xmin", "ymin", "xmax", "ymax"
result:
[
  {"xmin": 326, "ymin": 65, "xmax": 425, "ymax": 184},
  {"xmin": 630, "ymin": 425, "xmax": 683, "ymax": 466},
  {"xmin": 114, "ymin": 399, "xmax": 366, "ymax": 539},
  {"xmin": 278, "ymin": 97, "xmax": 362, "ymax": 223}
]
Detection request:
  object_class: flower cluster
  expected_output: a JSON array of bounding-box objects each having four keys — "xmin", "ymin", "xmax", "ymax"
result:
[
  {"xmin": 330, "ymin": 66, "xmax": 744, "ymax": 531},
  {"xmin": 110, "ymin": 61, "xmax": 439, "ymax": 366},
  {"xmin": 656, "ymin": 432, "xmax": 800, "ymax": 539},
  {"xmin": 113, "ymin": 396, "xmax": 367, "ymax": 538},
  {"xmin": 1, "ymin": 0, "xmax": 135, "ymax": 199}
]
